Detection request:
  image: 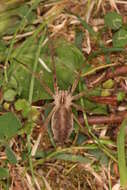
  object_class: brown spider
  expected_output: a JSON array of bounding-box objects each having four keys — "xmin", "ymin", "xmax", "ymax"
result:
[
  {"xmin": 36, "ymin": 59, "xmax": 86, "ymax": 144},
  {"xmin": 16, "ymin": 41, "xmax": 86, "ymax": 145},
  {"xmin": 43, "ymin": 77, "xmax": 85, "ymax": 144}
]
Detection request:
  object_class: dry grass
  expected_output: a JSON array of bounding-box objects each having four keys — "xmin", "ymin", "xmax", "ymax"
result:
[{"xmin": 1, "ymin": 0, "xmax": 127, "ymax": 189}]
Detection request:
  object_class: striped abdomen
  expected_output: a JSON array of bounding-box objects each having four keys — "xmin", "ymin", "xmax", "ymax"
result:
[{"xmin": 51, "ymin": 106, "xmax": 73, "ymax": 143}]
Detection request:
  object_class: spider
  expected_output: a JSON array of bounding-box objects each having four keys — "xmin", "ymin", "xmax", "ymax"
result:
[
  {"xmin": 16, "ymin": 40, "xmax": 87, "ymax": 145},
  {"xmin": 40, "ymin": 71, "xmax": 86, "ymax": 144}
]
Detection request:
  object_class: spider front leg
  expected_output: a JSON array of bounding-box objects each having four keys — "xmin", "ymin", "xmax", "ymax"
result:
[
  {"xmin": 70, "ymin": 71, "xmax": 82, "ymax": 95},
  {"xmin": 31, "ymin": 106, "xmax": 56, "ymax": 156},
  {"xmin": 47, "ymin": 34, "xmax": 59, "ymax": 94},
  {"xmin": 71, "ymin": 102, "xmax": 85, "ymax": 112},
  {"xmin": 72, "ymin": 91, "xmax": 87, "ymax": 101}
]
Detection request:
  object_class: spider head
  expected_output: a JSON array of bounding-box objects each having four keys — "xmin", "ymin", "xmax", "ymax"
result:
[{"xmin": 53, "ymin": 90, "xmax": 72, "ymax": 108}]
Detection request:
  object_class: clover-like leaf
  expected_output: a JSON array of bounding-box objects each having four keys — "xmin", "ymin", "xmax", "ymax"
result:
[
  {"xmin": 104, "ymin": 12, "xmax": 122, "ymax": 30},
  {"xmin": 113, "ymin": 29, "xmax": 127, "ymax": 48},
  {"xmin": 3, "ymin": 89, "xmax": 17, "ymax": 102},
  {"xmin": 0, "ymin": 112, "xmax": 22, "ymax": 139}
]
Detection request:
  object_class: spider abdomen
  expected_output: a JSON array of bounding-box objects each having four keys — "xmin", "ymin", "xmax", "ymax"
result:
[{"xmin": 51, "ymin": 106, "xmax": 73, "ymax": 143}]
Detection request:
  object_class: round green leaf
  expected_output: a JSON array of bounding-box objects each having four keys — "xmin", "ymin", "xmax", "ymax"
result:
[
  {"xmin": 102, "ymin": 79, "xmax": 114, "ymax": 89},
  {"xmin": 14, "ymin": 99, "xmax": 31, "ymax": 117},
  {"xmin": 0, "ymin": 112, "xmax": 22, "ymax": 139},
  {"xmin": 104, "ymin": 12, "xmax": 122, "ymax": 30},
  {"xmin": 3, "ymin": 89, "xmax": 17, "ymax": 102},
  {"xmin": 113, "ymin": 29, "xmax": 127, "ymax": 48}
]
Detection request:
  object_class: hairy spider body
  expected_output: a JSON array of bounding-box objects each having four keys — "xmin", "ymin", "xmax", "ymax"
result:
[{"xmin": 52, "ymin": 90, "xmax": 73, "ymax": 143}]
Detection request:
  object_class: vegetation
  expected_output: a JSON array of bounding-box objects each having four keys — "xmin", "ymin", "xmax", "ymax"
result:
[{"xmin": 0, "ymin": 0, "xmax": 127, "ymax": 189}]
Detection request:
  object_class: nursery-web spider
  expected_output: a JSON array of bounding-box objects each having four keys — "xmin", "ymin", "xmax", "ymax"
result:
[{"xmin": 15, "ymin": 39, "xmax": 87, "ymax": 144}]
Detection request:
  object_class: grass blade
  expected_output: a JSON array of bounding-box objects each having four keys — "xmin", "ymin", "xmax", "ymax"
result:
[
  {"xmin": 54, "ymin": 153, "xmax": 91, "ymax": 164},
  {"xmin": 117, "ymin": 119, "xmax": 127, "ymax": 188}
]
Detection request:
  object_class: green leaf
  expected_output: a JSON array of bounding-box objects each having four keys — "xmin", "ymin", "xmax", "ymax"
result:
[
  {"xmin": 3, "ymin": 89, "xmax": 17, "ymax": 102},
  {"xmin": 9, "ymin": 76, "xmax": 18, "ymax": 89},
  {"xmin": 18, "ymin": 4, "xmax": 36, "ymax": 23},
  {"xmin": 0, "ymin": 167, "xmax": 9, "ymax": 179},
  {"xmin": 102, "ymin": 79, "xmax": 114, "ymax": 89},
  {"xmin": 0, "ymin": 70, "xmax": 4, "ymax": 87},
  {"xmin": 0, "ymin": 112, "xmax": 22, "ymax": 139},
  {"xmin": 14, "ymin": 99, "xmax": 31, "ymax": 117},
  {"xmin": 54, "ymin": 153, "xmax": 91, "ymax": 164},
  {"xmin": 8, "ymin": 39, "xmax": 87, "ymax": 101},
  {"xmin": 84, "ymin": 99, "xmax": 108, "ymax": 115},
  {"xmin": 0, "ymin": 40, "xmax": 8, "ymax": 61},
  {"xmin": 18, "ymin": 4, "xmax": 30, "ymax": 17},
  {"xmin": 77, "ymin": 16, "xmax": 96, "ymax": 36},
  {"xmin": 104, "ymin": 12, "xmax": 122, "ymax": 30},
  {"xmin": 113, "ymin": 29, "xmax": 127, "ymax": 48},
  {"xmin": 18, "ymin": 121, "xmax": 33, "ymax": 135},
  {"xmin": 101, "ymin": 89, "xmax": 111, "ymax": 96},
  {"xmin": 117, "ymin": 91, "xmax": 125, "ymax": 102},
  {"xmin": 76, "ymin": 133, "xmax": 87, "ymax": 145},
  {"xmin": 29, "ymin": 107, "xmax": 40, "ymax": 122},
  {"xmin": 75, "ymin": 29, "xmax": 83, "ymax": 50},
  {"xmin": 88, "ymin": 149, "xmax": 109, "ymax": 166},
  {"xmin": 117, "ymin": 119, "xmax": 127, "ymax": 188},
  {"xmin": 5, "ymin": 146, "xmax": 17, "ymax": 164},
  {"xmin": 88, "ymin": 47, "xmax": 124, "ymax": 60}
]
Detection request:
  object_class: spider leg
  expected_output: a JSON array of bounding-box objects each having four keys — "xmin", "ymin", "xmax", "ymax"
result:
[
  {"xmin": 72, "ymin": 91, "xmax": 87, "ymax": 101},
  {"xmin": 70, "ymin": 71, "xmax": 82, "ymax": 95},
  {"xmin": 15, "ymin": 58, "xmax": 54, "ymax": 97},
  {"xmin": 41, "ymin": 102, "xmax": 54, "ymax": 110},
  {"xmin": 36, "ymin": 74, "xmax": 54, "ymax": 97},
  {"xmin": 47, "ymin": 33, "xmax": 58, "ymax": 94},
  {"xmin": 71, "ymin": 102, "xmax": 85, "ymax": 112},
  {"xmin": 31, "ymin": 107, "xmax": 56, "ymax": 156},
  {"xmin": 42, "ymin": 107, "xmax": 56, "ymax": 128}
]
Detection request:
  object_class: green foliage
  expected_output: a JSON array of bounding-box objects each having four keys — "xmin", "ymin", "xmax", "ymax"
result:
[
  {"xmin": 18, "ymin": 121, "xmax": 34, "ymax": 135},
  {"xmin": 83, "ymin": 99, "xmax": 108, "ymax": 115},
  {"xmin": 104, "ymin": 12, "xmax": 122, "ymax": 30},
  {"xmin": 75, "ymin": 29, "xmax": 84, "ymax": 50},
  {"xmin": 8, "ymin": 39, "xmax": 86, "ymax": 101},
  {"xmin": 0, "ymin": 1, "xmax": 37, "ymax": 36},
  {"xmin": 76, "ymin": 133, "xmax": 87, "ymax": 145},
  {"xmin": 102, "ymin": 79, "xmax": 114, "ymax": 89},
  {"xmin": 15, "ymin": 99, "xmax": 31, "ymax": 117},
  {"xmin": 117, "ymin": 119, "xmax": 127, "ymax": 188},
  {"xmin": 101, "ymin": 89, "xmax": 111, "ymax": 96},
  {"xmin": 54, "ymin": 153, "xmax": 91, "ymax": 163},
  {"xmin": 117, "ymin": 91, "xmax": 125, "ymax": 102},
  {"xmin": 77, "ymin": 15, "xmax": 96, "ymax": 36},
  {"xmin": 113, "ymin": 29, "xmax": 127, "ymax": 48},
  {"xmin": 0, "ymin": 40, "xmax": 8, "ymax": 61},
  {"xmin": 17, "ymin": 4, "xmax": 36, "ymax": 23},
  {"xmin": 0, "ymin": 167, "xmax": 9, "ymax": 179},
  {"xmin": 104, "ymin": 12, "xmax": 127, "ymax": 48},
  {"xmin": 3, "ymin": 89, "xmax": 17, "ymax": 102},
  {"xmin": 0, "ymin": 1, "xmax": 124, "ymax": 189},
  {"xmin": 88, "ymin": 149, "xmax": 109, "ymax": 166},
  {"xmin": 0, "ymin": 70, "xmax": 4, "ymax": 87},
  {"xmin": 0, "ymin": 112, "xmax": 21, "ymax": 139},
  {"xmin": 5, "ymin": 145, "xmax": 17, "ymax": 164},
  {"xmin": 15, "ymin": 99, "xmax": 39, "ymax": 124}
]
